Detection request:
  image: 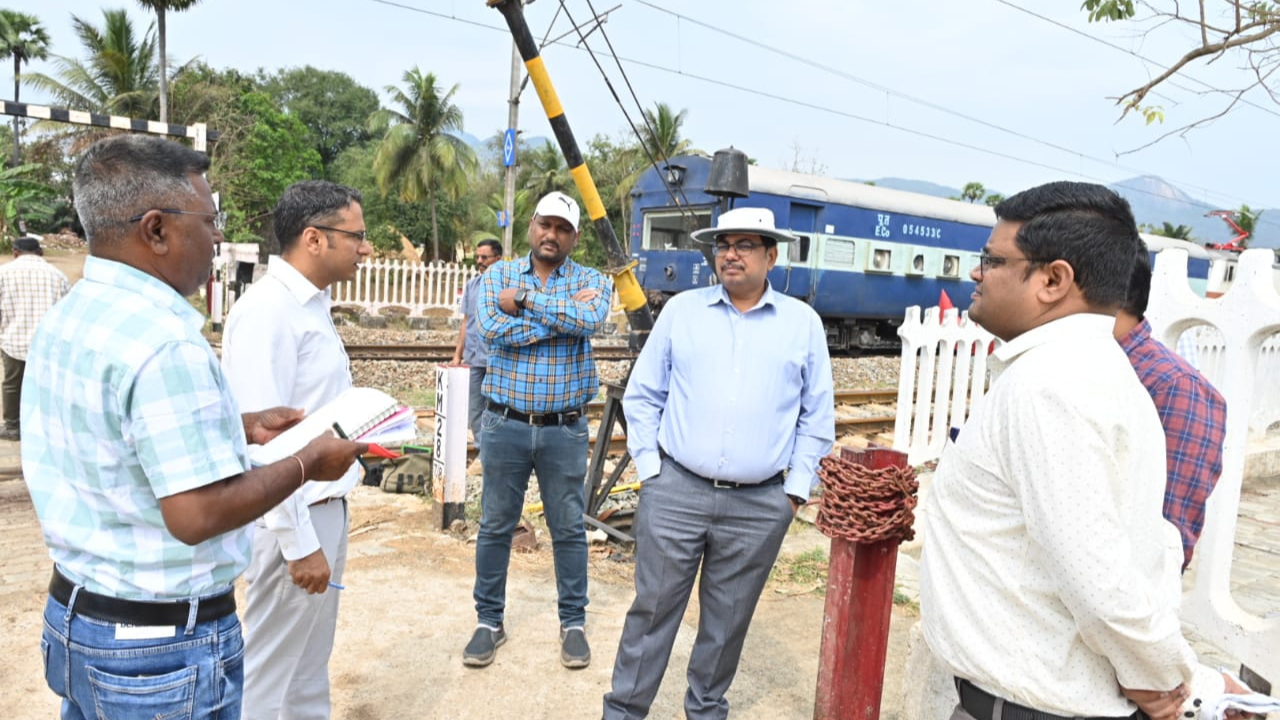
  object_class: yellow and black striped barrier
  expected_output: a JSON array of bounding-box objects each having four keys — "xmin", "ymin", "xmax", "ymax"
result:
[{"xmin": 488, "ymin": 0, "xmax": 654, "ymax": 340}]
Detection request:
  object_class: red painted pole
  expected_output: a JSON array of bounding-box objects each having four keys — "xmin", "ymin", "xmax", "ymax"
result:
[{"xmin": 814, "ymin": 446, "xmax": 910, "ymax": 720}]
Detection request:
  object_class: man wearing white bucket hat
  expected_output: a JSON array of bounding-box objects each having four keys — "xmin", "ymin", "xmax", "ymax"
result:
[{"xmin": 603, "ymin": 206, "xmax": 835, "ymax": 720}]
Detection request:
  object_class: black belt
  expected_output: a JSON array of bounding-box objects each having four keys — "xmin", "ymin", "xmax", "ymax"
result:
[
  {"xmin": 956, "ymin": 678, "xmax": 1142, "ymax": 720},
  {"xmin": 659, "ymin": 447, "xmax": 784, "ymax": 488},
  {"xmin": 487, "ymin": 401, "xmax": 583, "ymax": 426},
  {"xmin": 50, "ymin": 567, "xmax": 236, "ymax": 626}
]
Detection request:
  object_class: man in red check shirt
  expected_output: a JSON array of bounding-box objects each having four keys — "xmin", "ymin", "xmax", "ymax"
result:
[{"xmin": 1114, "ymin": 249, "xmax": 1226, "ymax": 570}]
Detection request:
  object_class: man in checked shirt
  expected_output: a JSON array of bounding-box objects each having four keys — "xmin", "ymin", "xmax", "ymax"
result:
[
  {"xmin": 463, "ymin": 190, "xmax": 611, "ymax": 670},
  {"xmin": 0, "ymin": 237, "xmax": 69, "ymax": 441},
  {"xmin": 1114, "ymin": 247, "xmax": 1227, "ymax": 571}
]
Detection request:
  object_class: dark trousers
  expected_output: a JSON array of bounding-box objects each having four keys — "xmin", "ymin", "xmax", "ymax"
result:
[{"xmin": 2, "ymin": 350, "xmax": 24, "ymax": 430}]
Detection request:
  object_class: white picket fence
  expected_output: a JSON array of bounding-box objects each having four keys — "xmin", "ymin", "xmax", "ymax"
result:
[
  {"xmin": 330, "ymin": 259, "xmax": 477, "ymax": 316},
  {"xmin": 894, "ymin": 247, "xmax": 1280, "ymax": 684}
]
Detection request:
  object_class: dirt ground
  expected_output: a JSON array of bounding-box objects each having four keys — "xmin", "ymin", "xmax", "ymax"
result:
[{"xmin": 0, "ymin": 478, "xmax": 916, "ymax": 720}]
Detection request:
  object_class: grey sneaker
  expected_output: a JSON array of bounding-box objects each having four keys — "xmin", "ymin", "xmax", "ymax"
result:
[
  {"xmin": 559, "ymin": 626, "xmax": 590, "ymax": 669},
  {"xmin": 462, "ymin": 624, "xmax": 506, "ymax": 667}
]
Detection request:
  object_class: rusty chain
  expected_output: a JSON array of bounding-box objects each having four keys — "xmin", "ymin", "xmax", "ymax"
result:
[{"xmin": 815, "ymin": 455, "xmax": 919, "ymax": 544}]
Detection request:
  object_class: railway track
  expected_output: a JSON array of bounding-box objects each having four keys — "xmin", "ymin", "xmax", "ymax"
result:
[{"xmin": 344, "ymin": 343, "xmax": 637, "ymax": 362}]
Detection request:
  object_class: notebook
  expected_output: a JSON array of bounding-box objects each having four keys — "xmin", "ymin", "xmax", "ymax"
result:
[{"xmin": 249, "ymin": 387, "xmax": 417, "ymax": 466}]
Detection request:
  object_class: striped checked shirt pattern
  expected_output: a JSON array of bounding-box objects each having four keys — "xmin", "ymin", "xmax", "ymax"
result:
[
  {"xmin": 1121, "ymin": 319, "xmax": 1227, "ymax": 570},
  {"xmin": 0, "ymin": 255, "xmax": 70, "ymax": 360},
  {"xmin": 477, "ymin": 254, "xmax": 612, "ymax": 414},
  {"xmin": 21, "ymin": 256, "xmax": 250, "ymax": 600}
]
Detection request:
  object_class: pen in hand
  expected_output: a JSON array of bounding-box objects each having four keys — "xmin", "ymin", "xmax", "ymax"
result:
[
  {"xmin": 331, "ymin": 422, "xmax": 371, "ymax": 473},
  {"xmin": 328, "ymin": 581, "xmax": 345, "ymax": 590}
]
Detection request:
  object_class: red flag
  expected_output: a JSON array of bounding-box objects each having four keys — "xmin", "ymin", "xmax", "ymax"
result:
[{"xmin": 938, "ymin": 289, "xmax": 954, "ymax": 324}]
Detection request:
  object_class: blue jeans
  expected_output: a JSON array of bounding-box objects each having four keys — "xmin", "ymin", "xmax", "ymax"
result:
[
  {"xmin": 40, "ymin": 592, "xmax": 244, "ymax": 720},
  {"xmin": 474, "ymin": 408, "xmax": 590, "ymax": 628},
  {"xmin": 468, "ymin": 366, "xmax": 487, "ymax": 451}
]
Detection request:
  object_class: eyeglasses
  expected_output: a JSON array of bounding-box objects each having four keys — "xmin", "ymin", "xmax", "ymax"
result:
[
  {"xmin": 712, "ymin": 239, "xmax": 764, "ymax": 256},
  {"xmin": 977, "ymin": 251, "xmax": 1040, "ymax": 278},
  {"xmin": 475, "ymin": 254, "xmax": 500, "ymax": 261},
  {"xmin": 313, "ymin": 225, "xmax": 368, "ymax": 243},
  {"xmin": 128, "ymin": 208, "xmax": 226, "ymax": 231}
]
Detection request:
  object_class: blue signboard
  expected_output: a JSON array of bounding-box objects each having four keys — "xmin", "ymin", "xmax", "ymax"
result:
[
  {"xmin": 497, "ymin": 210, "xmax": 509, "ymax": 228},
  {"xmin": 503, "ymin": 128, "xmax": 516, "ymax": 168}
]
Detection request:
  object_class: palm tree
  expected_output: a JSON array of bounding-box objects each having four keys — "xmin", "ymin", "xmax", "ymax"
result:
[
  {"xmin": 369, "ymin": 67, "xmax": 477, "ymax": 260},
  {"xmin": 1237, "ymin": 204, "xmax": 1262, "ymax": 249},
  {"xmin": 135, "ymin": 0, "xmax": 201, "ymax": 124},
  {"xmin": 638, "ymin": 102, "xmax": 699, "ymax": 160},
  {"xmin": 0, "ymin": 11, "xmax": 51, "ymax": 165},
  {"xmin": 983, "ymin": 192, "xmax": 1004, "ymax": 208},
  {"xmin": 23, "ymin": 10, "xmax": 159, "ymax": 120},
  {"xmin": 522, "ymin": 140, "xmax": 571, "ymax": 197},
  {"xmin": 1156, "ymin": 221, "xmax": 1194, "ymax": 240},
  {"xmin": 959, "ymin": 182, "xmax": 986, "ymax": 203}
]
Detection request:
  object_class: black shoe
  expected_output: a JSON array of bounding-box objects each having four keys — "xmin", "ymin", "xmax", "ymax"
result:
[
  {"xmin": 560, "ymin": 626, "xmax": 590, "ymax": 669},
  {"xmin": 462, "ymin": 624, "xmax": 506, "ymax": 667}
]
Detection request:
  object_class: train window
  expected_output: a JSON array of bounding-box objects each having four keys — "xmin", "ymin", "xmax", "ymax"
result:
[
  {"xmin": 642, "ymin": 209, "xmax": 712, "ymax": 251},
  {"xmin": 906, "ymin": 250, "xmax": 926, "ymax": 276},
  {"xmin": 788, "ymin": 235, "xmax": 811, "ymax": 263},
  {"xmin": 941, "ymin": 254, "xmax": 961, "ymax": 278},
  {"xmin": 868, "ymin": 247, "xmax": 893, "ymax": 273}
]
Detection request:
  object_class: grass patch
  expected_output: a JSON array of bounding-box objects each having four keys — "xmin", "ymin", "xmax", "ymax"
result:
[
  {"xmin": 770, "ymin": 546, "xmax": 829, "ymax": 593},
  {"xmin": 893, "ymin": 588, "xmax": 920, "ymax": 614}
]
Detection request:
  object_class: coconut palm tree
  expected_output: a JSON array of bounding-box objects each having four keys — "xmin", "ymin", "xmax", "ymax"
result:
[
  {"xmin": 522, "ymin": 140, "xmax": 571, "ymax": 197},
  {"xmin": 369, "ymin": 67, "xmax": 477, "ymax": 260},
  {"xmin": 638, "ymin": 102, "xmax": 699, "ymax": 159},
  {"xmin": 23, "ymin": 9, "xmax": 159, "ymax": 120},
  {"xmin": 0, "ymin": 11, "xmax": 51, "ymax": 165},
  {"xmin": 1237, "ymin": 204, "xmax": 1262, "ymax": 249},
  {"xmin": 135, "ymin": 0, "xmax": 201, "ymax": 124}
]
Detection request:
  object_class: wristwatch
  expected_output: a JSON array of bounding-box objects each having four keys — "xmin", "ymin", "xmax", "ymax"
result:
[
  {"xmin": 514, "ymin": 288, "xmax": 530, "ymax": 309},
  {"xmin": 787, "ymin": 494, "xmax": 807, "ymax": 507}
]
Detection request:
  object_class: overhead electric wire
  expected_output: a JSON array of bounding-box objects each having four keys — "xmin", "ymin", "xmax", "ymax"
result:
[{"xmin": 358, "ymin": 0, "xmax": 1278, "ymax": 221}]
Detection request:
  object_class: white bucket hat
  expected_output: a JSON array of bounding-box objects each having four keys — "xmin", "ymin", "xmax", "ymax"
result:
[{"xmin": 691, "ymin": 207, "xmax": 797, "ymax": 245}]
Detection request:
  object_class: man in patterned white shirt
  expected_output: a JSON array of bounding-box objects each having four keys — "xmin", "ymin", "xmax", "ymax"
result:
[
  {"xmin": 0, "ymin": 237, "xmax": 69, "ymax": 441},
  {"xmin": 919, "ymin": 181, "xmax": 1250, "ymax": 720},
  {"xmin": 22, "ymin": 134, "xmax": 367, "ymax": 720},
  {"xmin": 222, "ymin": 180, "xmax": 372, "ymax": 720}
]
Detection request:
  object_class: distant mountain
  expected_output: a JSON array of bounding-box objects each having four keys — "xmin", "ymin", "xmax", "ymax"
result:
[
  {"xmin": 454, "ymin": 131, "xmax": 553, "ymax": 164},
  {"xmin": 864, "ymin": 174, "xmax": 1277, "ymax": 250}
]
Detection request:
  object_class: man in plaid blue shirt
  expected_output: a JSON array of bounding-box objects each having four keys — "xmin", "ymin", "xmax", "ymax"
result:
[
  {"xmin": 1114, "ymin": 249, "xmax": 1226, "ymax": 570},
  {"xmin": 22, "ymin": 135, "xmax": 366, "ymax": 720},
  {"xmin": 464, "ymin": 191, "xmax": 612, "ymax": 670}
]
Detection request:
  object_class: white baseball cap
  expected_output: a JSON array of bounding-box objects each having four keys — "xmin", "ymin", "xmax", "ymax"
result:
[{"xmin": 533, "ymin": 191, "xmax": 581, "ymax": 232}]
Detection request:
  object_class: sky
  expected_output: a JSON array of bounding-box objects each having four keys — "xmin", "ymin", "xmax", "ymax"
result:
[{"xmin": 14, "ymin": 0, "xmax": 1280, "ymax": 221}]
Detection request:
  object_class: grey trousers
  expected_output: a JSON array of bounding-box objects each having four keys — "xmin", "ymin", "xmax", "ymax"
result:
[
  {"xmin": 602, "ymin": 457, "xmax": 794, "ymax": 720},
  {"xmin": 242, "ymin": 498, "xmax": 349, "ymax": 720},
  {"xmin": 468, "ymin": 366, "xmax": 486, "ymax": 450}
]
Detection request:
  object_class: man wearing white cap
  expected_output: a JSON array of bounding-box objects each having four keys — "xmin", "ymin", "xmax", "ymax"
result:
[
  {"xmin": 465, "ymin": 190, "xmax": 613, "ymax": 670},
  {"xmin": 602, "ymin": 207, "xmax": 835, "ymax": 720}
]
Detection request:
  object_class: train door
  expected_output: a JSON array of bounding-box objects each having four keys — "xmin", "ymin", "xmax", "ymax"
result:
[{"xmin": 771, "ymin": 202, "xmax": 820, "ymax": 299}]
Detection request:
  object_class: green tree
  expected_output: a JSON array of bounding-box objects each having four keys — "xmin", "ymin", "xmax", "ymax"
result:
[
  {"xmin": 0, "ymin": 10, "xmax": 51, "ymax": 165},
  {"xmin": 23, "ymin": 9, "xmax": 158, "ymax": 119},
  {"xmin": 134, "ymin": 0, "xmax": 200, "ymax": 124},
  {"xmin": 261, "ymin": 66, "xmax": 380, "ymax": 177},
  {"xmin": 638, "ymin": 102, "xmax": 699, "ymax": 159},
  {"xmin": 369, "ymin": 67, "xmax": 477, "ymax": 261},
  {"xmin": 1153, "ymin": 221, "xmax": 1194, "ymax": 240},
  {"xmin": 214, "ymin": 92, "xmax": 322, "ymax": 243},
  {"xmin": 983, "ymin": 192, "xmax": 1004, "ymax": 207},
  {"xmin": 959, "ymin": 181, "xmax": 986, "ymax": 203},
  {"xmin": 0, "ymin": 162, "xmax": 55, "ymax": 245},
  {"xmin": 1236, "ymin": 204, "xmax": 1262, "ymax": 248},
  {"xmin": 521, "ymin": 140, "xmax": 572, "ymax": 198}
]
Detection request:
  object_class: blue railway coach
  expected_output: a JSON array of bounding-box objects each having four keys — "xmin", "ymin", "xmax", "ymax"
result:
[{"xmin": 629, "ymin": 154, "xmax": 1222, "ymax": 351}]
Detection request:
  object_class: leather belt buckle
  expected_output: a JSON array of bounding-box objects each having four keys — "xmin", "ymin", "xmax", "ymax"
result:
[
  {"xmin": 711, "ymin": 479, "xmax": 735, "ymax": 489},
  {"xmin": 528, "ymin": 413, "xmax": 547, "ymax": 427}
]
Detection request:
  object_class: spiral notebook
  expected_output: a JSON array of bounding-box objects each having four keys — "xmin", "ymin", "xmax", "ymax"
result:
[{"xmin": 249, "ymin": 387, "xmax": 417, "ymax": 466}]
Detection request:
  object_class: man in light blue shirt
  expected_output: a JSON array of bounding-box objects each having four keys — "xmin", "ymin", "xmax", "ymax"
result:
[
  {"xmin": 22, "ymin": 135, "xmax": 366, "ymax": 720},
  {"xmin": 603, "ymin": 207, "xmax": 835, "ymax": 720},
  {"xmin": 451, "ymin": 237, "xmax": 502, "ymax": 450}
]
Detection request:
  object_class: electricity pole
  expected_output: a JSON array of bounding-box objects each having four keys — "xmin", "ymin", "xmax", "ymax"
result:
[{"xmin": 501, "ymin": 39, "xmax": 521, "ymax": 258}]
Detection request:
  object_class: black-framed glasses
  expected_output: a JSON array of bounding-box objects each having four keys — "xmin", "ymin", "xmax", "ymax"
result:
[
  {"xmin": 475, "ymin": 253, "xmax": 500, "ymax": 262},
  {"xmin": 977, "ymin": 251, "xmax": 1040, "ymax": 278},
  {"xmin": 128, "ymin": 208, "xmax": 226, "ymax": 231},
  {"xmin": 712, "ymin": 239, "xmax": 764, "ymax": 256},
  {"xmin": 313, "ymin": 225, "xmax": 368, "ymax": 243}
]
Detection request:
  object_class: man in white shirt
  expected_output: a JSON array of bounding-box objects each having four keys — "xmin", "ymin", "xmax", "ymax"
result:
[
  {"xmin": 0, "ymin": 237, "xmax": 70, "ymax": 440},
  {"xmin": 919, "ymin": 181, "xmax": 1250, "ymax": 720},
  {"xmin": 222, "ymin": 180, "xmax": 371, "ymax": 720}
]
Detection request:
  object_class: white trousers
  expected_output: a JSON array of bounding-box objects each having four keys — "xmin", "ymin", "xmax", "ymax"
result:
[{"xmin": 242, "ymin": 499, "xmax": 349, "ymax": 720}]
